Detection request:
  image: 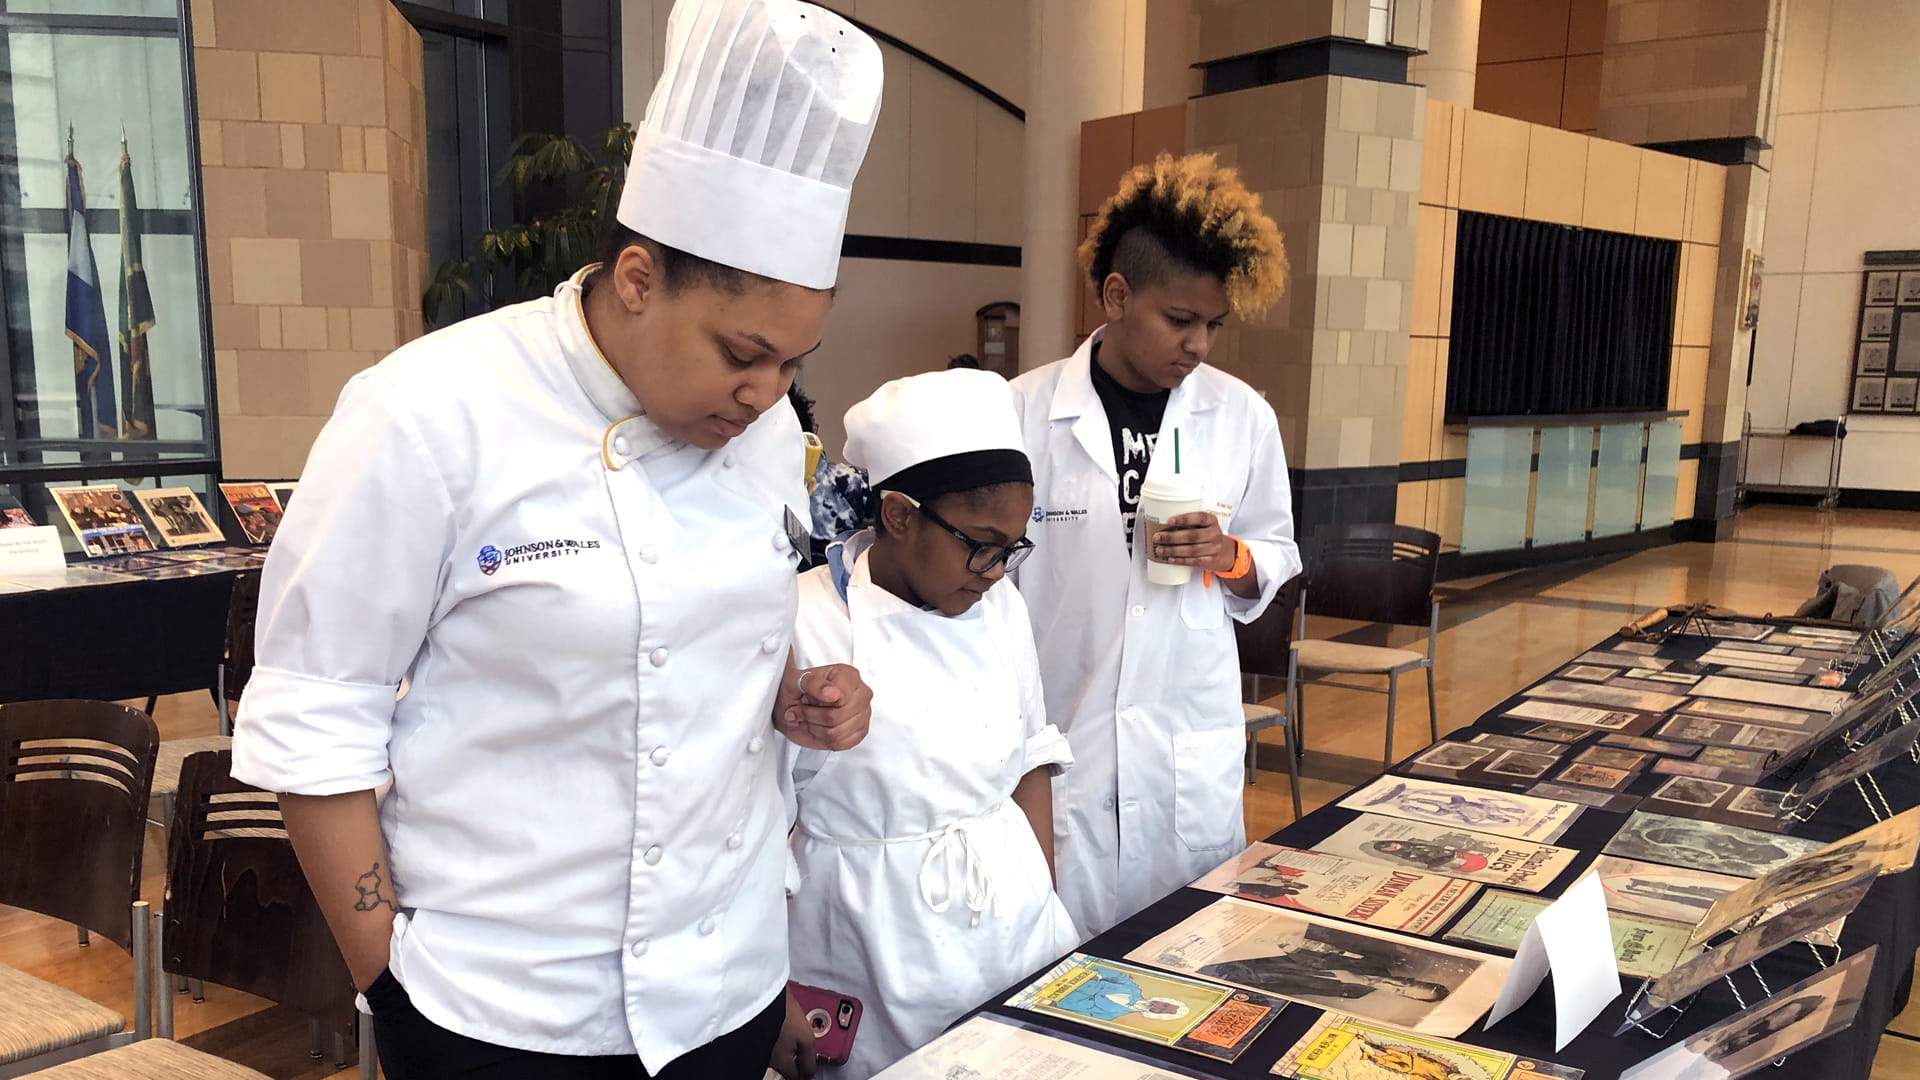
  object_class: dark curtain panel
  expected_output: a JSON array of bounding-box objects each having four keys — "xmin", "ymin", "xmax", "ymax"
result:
[{"xmin": 1445, "ymin": 211, "xmax": 1679, "ymax": 418}]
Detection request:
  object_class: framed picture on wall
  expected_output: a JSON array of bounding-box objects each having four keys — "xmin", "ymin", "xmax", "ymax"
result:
[
  {"xmin": 1886, "ymin": 378, "xmax": 1919, "ymax": 412},
  {"xmin": 1901, "ymin": 272, "xmax": 1920, "ymax": 305},
  {"xmin": 1864, "ymin": 308, "xmax": 1896, "ymax": 339},
  {"xmin": 1853, "ymin": 378, "xmax": 1888, "ymax": 411},
  {"xmin": 1869, "ymin": 271, "xmax": 1900, "ymax": 304},
  {"xmin": 1896, "ymin": 312, "xmax": 1920, "ymax": 373},
  {"xmin": 1858, "ymin": 342, "xmax": 1890, "ymax": 375}
]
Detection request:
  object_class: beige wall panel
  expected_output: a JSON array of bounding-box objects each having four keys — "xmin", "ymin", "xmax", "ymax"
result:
[
  {"xmin": 1820, "ymin": 0, "xmax": 1920, "ymax": 112},
  {"xmin": 1561, "ymin": 53, "xmax": 1601, "ymax": 131},
  {"xmin": 1412, "ymin": 204, "xmax": 1447, "ymax": 337},
  {"xmin": 1420, "ymin": 99, "xmax": 1457, "ymax": 206},
  {"xmin": 1761, "ymin": 112, "xmax": 1816, "ymax": 275},
  {"xmin": 1432, "ymin": 475, "xmax": 1466, "ymax": 548},
  {"xmin": 1778, "ymin": 0, "xmax": 1831, "ymax": 115},
  {"xmin": 826, "ymin": 0, "xmax": 1029, "ymax": 107},
  {"xmin": 1674, "ymin": 459, "xmax": 1699, "ymax": 520},
  {"xmin": 1567, "ymin": 0, "xmax": 1607, "ymax": 53},
  {"xmin": 1403, "ymin": 336, "xmax": 1441, "ymax": 463},
  {"xmin": 1080, "ymin": 113, "xmax": 1136, "ymax": 215},
  {"xmin": 1687, "ymin": 162, "xmax": 1728, "ymax": 246},
  {"xmin": 1397, "ymin": 480, "xmax": 1434, "ymax": 530},
  {"xmin": 908, "ymin": 61, "xmax": 978, "ymax": 242},
  {"xmin": 1475, "ymin": 59, "xmax": 1568, "ymax": 128},
  {"xmin": 1439, "ymin": 210, "xmax": 1459, "ymax": 337},
  {"xmin": 1670, "ymin": 346, "xmax": 1710, "ymax": 443},
  {"xmin": 1132, "ymin": 103, "xmax": 1189, "ymax": 164},
  {"xmin": 1803, "ymin": 105, "xmax": 1920, "ymax": 275},
  {"xmin": 1457, "ymin": 108, "xmax": 1530, "ymax": 216},
  {"xmin": 1523, "ymin": 124, "xmax": 1588, "ymax": 226},
  {"xmin": 975, "ymin": 103, "xmax": 1024, "ymax": 248},
  {"xmin": 845, "ymin": 45, "xmax": 911, "ymax": 237},
  {"xmin": 1633, "ymin": 150, "xmax": 1690, "ymax": 240},
  {"xmin": 1681, "ymin": 244, "xmax": 1720, "ymax": 348},
  {"xmin": 1478, "ymin": 0, "xmax": 1572, "ymax": 64}
]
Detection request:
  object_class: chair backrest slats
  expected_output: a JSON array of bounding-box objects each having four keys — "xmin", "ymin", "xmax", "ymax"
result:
[
  {"xmin": 1303, "ymin": 523, "xmax": 1441, "ymax": 629},
  {"xmin": 0, "ymin": 700, "xmax": 158, "ymax": 949},
  {"xmin": 1235, "ymin": 575, "xmax": 1304, "ymax": 681}
]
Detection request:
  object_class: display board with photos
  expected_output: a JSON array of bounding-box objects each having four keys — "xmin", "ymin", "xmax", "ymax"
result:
[{"xmin": 1849, "ymin": 251, "xmax": 1920, "ymax": 414}]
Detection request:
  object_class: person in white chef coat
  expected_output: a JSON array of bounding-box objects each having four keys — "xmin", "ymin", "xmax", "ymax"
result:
[
  {"xmin": 230, "ymin": 2, "xmax": 883, "ymax": 1077},
  {"xmin": 784, "ymin": 371, "xmax": 1079, "ymax": 1078},
  {"xmin": 1010, "ymin": 152, "xmax": 1301, "ymax": 939}
]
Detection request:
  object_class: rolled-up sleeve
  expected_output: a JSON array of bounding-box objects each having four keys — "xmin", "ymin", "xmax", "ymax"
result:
[
  {"xmin": 1226, "ymin": 411, "xmax": 1302, "ymax": 624},
  {"xmin": 231, "ymin": 372, "xmax": 455, "ymax": 796}
]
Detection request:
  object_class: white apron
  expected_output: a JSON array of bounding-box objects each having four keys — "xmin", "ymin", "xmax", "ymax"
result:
[{"xmin": 786, "ymin": 533, "xmax": 1079, "ymax": 1079}]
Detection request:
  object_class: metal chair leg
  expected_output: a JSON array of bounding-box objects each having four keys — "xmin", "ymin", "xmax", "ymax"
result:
[
  {"xmin": 153, "ymin": 908, "xmax": 174, "ymax": 1039},
  {"xmin": 76, "ymin": 926, "xmax": 90, "ymax": 947},
  {"xmin": 190, "ymin": 977, "xmax": 205, "ymax": 1003},
  {"xmin": 1283, "ymin": 721, "xmax": 1303, "ymax": 821},
  {"xmin": 359, "ymin": 1010, "xmax": 378, "ymax": 1080},
  {"xmin": 131, "ymin": 901, "xmax": 151, "ymax": 1040},
  {"xmin": 1383, "ymin": 673, "xmax": 1400, "ymax": 773},
  {"xmin": 1426, "ymin": 664, "xmax": 1440, "ymax": 743},
  {"xmin": 332, "ymin": 1030, "xmax": 349, "ymax": 1069},
  {"xmin": 1288, "ymin": 655, "xmax": 1305, "ymax": 765},
  {"xmin": 1245, "ymin": 733, "xmax": 1257, "ymax": 786},
  {"xmin": 310, "ymin": 1018, "xmax": 325, "ymax": 1060}
]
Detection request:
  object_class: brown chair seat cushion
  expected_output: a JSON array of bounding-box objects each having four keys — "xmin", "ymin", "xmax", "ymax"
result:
[
  {"xmin": 1293, "ymin": 639, "xmax": 1425, "ymax": 675},
  {"xmin": 0, "ymin": 963, "xmax": 122, "ymax": 1065},
  {"xmin": 22, "ymin": 1037, "xmax": 274, "ymax": 1078}
]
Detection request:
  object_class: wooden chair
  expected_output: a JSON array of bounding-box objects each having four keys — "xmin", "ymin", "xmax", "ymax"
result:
[
  {"xmin": 1289, "ymin": 524, "xmax": 1443, "ymax": 771},
  {"xmin": 160, "ymin": 750, "xmax": 373, "ymax": 1079},
  {"xmin": 1233, "ymin": 576, "xmax": 1303, "ymax": 819},
  {"xmin": 0, "ymin": 700, "xmax": 157, "ymax": 1076},
  {"xmin": 17, "ymin": 1038, "xmax": 272, "ymax": 1079}
]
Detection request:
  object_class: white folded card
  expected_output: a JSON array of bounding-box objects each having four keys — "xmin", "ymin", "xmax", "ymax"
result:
[
  {"xmin": 1485, "ymin": 869, "xmax": 1622, "ymax": 1049},
  {"xmin": 0, "ymin": 525, "xmax": 65, "ymax": 577}
]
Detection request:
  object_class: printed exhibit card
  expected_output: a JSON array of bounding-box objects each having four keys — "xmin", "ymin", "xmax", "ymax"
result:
[
  {"xmin": 1191, "ymin": 842, "xmax": 1479, "ymax": 936},
  {"xmin": 1339, "ymin": 776, "xmax": 1583, "ymax": 842},
  {"xmin": 1273, "ymin": 1013, "xmax": 1584, "ymax": 1080},
  {"xmin": 1442, "ymin": 889, "xmax": 1698, "ymax": 978},
  {"xmin": 1126, "ymin": 897, "xmax": 1511, "ymax": 1037},
  {"xmin": 871, "ymin": 1014, "xmax": 1212, "ymax": 1079},
  {"xmin": 1003, "ymin": 953, "xmax": 1284, "ymax": 1063},
  {"xmin": 1312, "ymin": 813, "xmax": 1581, "ymax": 892}
]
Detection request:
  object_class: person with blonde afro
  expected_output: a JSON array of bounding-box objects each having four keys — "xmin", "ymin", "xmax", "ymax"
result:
[{"xmin": 1010, "ymin": 152, "xmax": 1302, "ymax": 937}]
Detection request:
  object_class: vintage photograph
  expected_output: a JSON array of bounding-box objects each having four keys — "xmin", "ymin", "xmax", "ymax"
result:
[
  {"xmin": 1691, "ymin": 675, "xmax": 1851, "ymax": 714},
  {"xmin": 1558, "ymin": 664, "xmax": 1618, "ymax": 682},
  {"xmin": 1620, "ymin": 948, "xmax": 1876, "ymax": 1080},
  {"xmin": 1576, "ymin": 746, "xmax": 1651, "ymax": 771},
  {"xmin": 1864, "ymin": 308, "xmax": 1896, "ymax": 339},
  {"xmin": 1554, "ymin": 763, "xmax": 1632, "ymax": 790},
  {"xmin": 1900, "ymin": 271, "xmax": 1920, "ymax": 304},
  {"xmin": 1004, "ymin": 952, "xmax": 1285, "ymax": 1063},
  {"xmin": 1518, "ymin": 723, "xmax": 1595, "ymax": 743},
  {"xmin": 1340, "ymin": 777, "xmax": 1581, "ymax": 842},
  {"xmin": 1657, "ymin": 716, "xmax": 1814, "ymax": 754},
  {"xmin": 1692, "ymin": 806, "xmax": 1920, "ymax": 944},
  {"xmin": 1411, "ymin": 742, "xmax": 1497, "ymax": 771},
  {"xmin": 1576, "ymin": 650, "xmax": 1670, "ymax": 669},
  {"xmin": 1787, "ymin": 721, "xmax": 1920, "ymax": 807},
  {"xmin": 1727, "ymin": 788, "xmax": 1790, "ymax": 818},
  {"xmin": 1887, "ymin": 377, "xmax": 1919, "ymax": 412},
  {"xmin": 1190, "ymin": 843, "xmax": 1479, "ymax": 935},
  {"xmin": 218, "ymin": 482, "xmax": 285, "ymax": 546},
  {"xmin": 1680, "ymin": 699, "xmax": 1822, "ymax": 729},
  {"xmin": 1854, "ymin": 377, "xmax": 1888, "ymax": 411},
  {"xmin": 0, "ymin": 494, "xmax": 34, "ymax": 528},
  {"xmin": 1623, "ymin": 669, "xmax": 1702, "ymax": 686},
  {"xmin": 50, "ymin": 486, "xmax": 156, "ymax": 557},
  {"xmin": 1312, "ymin": 815, "xmax": 1580, "ymax": 893},
  {"xmin": 1899, "ymin": 312, "xmax": 1920, "ymax": 371},
  {"xmin": 1528, "ymin": 679, "xmax": 1687, "ymax": 715},
  {"xmin": 1129, "ymin": 897, "xmax": 1512, "ymax": 1037},
  {"xmin": 1528, "ymin": 781, "xmax": 1642, "ymax": 813},
  {"xmin": 1484, "ymin": 751, "xmax": 1559, "ymax": 779},
  {"xmin": 1602, "ymin": 811, "xmax": 1824, "ymax": 878},
  {"xmin": 1590, "ymin": 855, "xmax": 1746, "ymax": 924},
  {"xmin": 1602, "ymin": 734, "xmax": 1703, "ymax": 756},
  {"xmin": 1272, "ymin": 1013, "xmax": 1578, "ymax": 1080},
  {"xmin": 1472, "ymin": 733, "xmax": 1568, "ymax": 754},
  {"xmin": 1696, "ymin": 746, "xmax": 1772, "ymax": 771},
  {"xmin": 1651, "ymin": 777, "xmax": 1735, "ymax": 807},
  {"xmin": 133, "ymin": 487, "xmax": 224, "ymax": 548},
  {"xmin": 1505, "ymin": 699, "xmax": 1645, "ymax": 731},
  {"xmin": 1633, "ymin": 876, "xmax": 1876, "ymax": 1022},
  {"xmin": 1858, "ymin": 342, "xmax": 1891, "ymax": 374},
  {"xmin": 1868, "ymin": 270, "xmax": 1900, "ymax": 303},
  {"xmin": 1442, "ymin": 890, "xmax": 1696, "ymax": 979}
]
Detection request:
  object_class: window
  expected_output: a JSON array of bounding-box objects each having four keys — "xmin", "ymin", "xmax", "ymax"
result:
[{"xmin": 0, "ymin": 0, "xmax": 217, "ymax": 536}]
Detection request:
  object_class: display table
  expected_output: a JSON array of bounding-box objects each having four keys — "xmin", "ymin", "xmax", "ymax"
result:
[
  {"xmin": 967, "ymin": 623, "xmax": 1916, "ymax": 1079},
  {"xmin": 0, "ymin": 556, "xmax": 254, "ymax": 704}
]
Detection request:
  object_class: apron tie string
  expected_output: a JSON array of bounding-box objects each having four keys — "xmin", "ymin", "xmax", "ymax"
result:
[{"xmin": 797, "ymin": 807, "xmax": 1007, "ymax": 927}]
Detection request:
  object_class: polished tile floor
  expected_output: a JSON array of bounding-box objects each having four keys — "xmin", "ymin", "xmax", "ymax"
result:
[{"xmin": 4, "ymin": 505, "xmax": 1918, "ymax": 1078}]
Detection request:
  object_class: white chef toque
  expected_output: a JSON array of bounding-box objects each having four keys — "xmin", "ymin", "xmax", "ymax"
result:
[
  {"xmin": 843, "ymin": 370, "xmax": 1032, "ymax": 501},
  {"xmin": 617, "ymin": 0, "xmax": 883, "ymax": 290}
]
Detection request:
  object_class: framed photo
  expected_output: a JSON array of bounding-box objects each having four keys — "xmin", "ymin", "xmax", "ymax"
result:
[
  {"xmin": 1741, "ymin": 251, "xmax": 1764, "ymax": 330},
  {"xmin": 1901, "ymin": 271, "xmax": 1920, "ymax": 304},
  {"xmin": 1853, "ymin": 377, "xmax": 1888, "ymax": 411},
  {"xmin": 1867, "ymin": 270, "xmax": 1900, "ymax": 304},
  {"xmin": 1896, "ymin": 311, "xmax": 1920, "ymax": 372},
  {"xmin": 1863, "ymin": 308, "xmax": 1895, "ymax": 339},
  {"xmin": 1858, "ymin": 341, "xmax": 1890, "ymax": 374},
  {"xmin": 1888, "ymin": 377, "xmax": 1919, "ymax": 412}
]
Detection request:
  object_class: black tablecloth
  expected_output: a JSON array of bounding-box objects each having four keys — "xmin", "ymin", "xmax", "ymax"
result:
[
  {"xmin": 0, "ymin": 571, "xmax": 236, "ymax": 704},
  {"xmin": 974, "ymin": 628, "xmax": 1918, "ymax": 1079}
]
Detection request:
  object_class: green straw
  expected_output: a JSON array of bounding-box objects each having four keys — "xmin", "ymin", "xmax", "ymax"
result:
[{"xmin": 1174, "ymin": 428, "xmax": 1181, "ymax": 473}]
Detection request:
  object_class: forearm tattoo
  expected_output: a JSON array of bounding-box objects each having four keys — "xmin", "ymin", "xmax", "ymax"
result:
[{"xmin": 353, "ymin": 861, "xmax": 401, "ymax": 914}]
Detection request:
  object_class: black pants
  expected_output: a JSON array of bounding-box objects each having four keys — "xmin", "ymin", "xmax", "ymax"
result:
[{"xmin": 365, "ymin": 969, "xmax": 784, "ymax": 1079}]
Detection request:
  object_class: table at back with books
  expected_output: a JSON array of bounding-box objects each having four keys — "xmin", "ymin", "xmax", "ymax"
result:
[
  {"xmin": 899, "ymin": 605, "xmax": 1920, "ymax": 1080},
  {"xmin": 0, "ymin": 547, "xmax": 263, "ymax": 704}
]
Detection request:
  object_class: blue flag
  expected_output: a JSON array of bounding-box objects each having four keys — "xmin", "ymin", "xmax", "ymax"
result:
[{"xmin": 65, "ymin": 146, "xmax": 118, "ymax": 440}]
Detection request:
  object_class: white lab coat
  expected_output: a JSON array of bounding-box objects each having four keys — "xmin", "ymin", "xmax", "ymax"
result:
[
  {"xmin": 1009, "ymin": 327, "xmax": 1301, "ymax": 937},
  {"xmin": 785, "ymin": 531, "xmax": 1079, "ymax": 1079},
  {"xmin": 233, "ymin": 269, "xmax": 806, "ymax": 1071}
]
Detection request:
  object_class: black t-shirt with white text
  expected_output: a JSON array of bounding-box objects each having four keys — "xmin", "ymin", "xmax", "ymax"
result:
[{"xmin": 1089, "ymin": 346, "xmax": 1170, "ymax": 551}]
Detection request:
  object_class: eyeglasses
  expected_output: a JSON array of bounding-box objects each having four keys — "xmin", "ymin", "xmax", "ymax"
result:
[{"xmin": 900, "ymin": 495, "xmax": 1036, "ymax": 574}]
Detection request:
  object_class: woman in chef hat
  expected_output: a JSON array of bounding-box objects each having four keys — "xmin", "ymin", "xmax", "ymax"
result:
[
  {"xmin": 232, "ymin": 1, "xmax": 884, "ymax": 1077},
  {"xmin": 784, "ymin": 369, "xmax": 1079, "ymax": 1078}
]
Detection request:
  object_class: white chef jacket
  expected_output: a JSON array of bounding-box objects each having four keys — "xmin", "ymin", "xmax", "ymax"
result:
[
  {"xmin": 784, "ymin": 531, "xmax": 1078, "ymax": 1078},
  {"xmin": 1009, "ymin": 327, "xmax": 1301, "ymax": 937},
  {"xmin": 232, "ymin": 268, "xmax": 807, "ymax": 1070}
]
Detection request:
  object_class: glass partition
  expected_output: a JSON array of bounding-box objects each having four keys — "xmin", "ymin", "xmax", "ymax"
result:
[
  {"xmin": 1532, "ymin": 425, "xmax": 1591, "ymax": 548},
  {"xmin": 1592, "ymin": 422, "xmax": 1646, "ymax": 538},
  {"xmin": 1461, "ymin": 426, "xmax": 1533, "ymax": 554}
]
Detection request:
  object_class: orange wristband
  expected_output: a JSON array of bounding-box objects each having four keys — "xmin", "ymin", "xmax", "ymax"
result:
[{"xmin": 1220, "ymin": 536, "xmax": 1254, "ymax": 580}]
